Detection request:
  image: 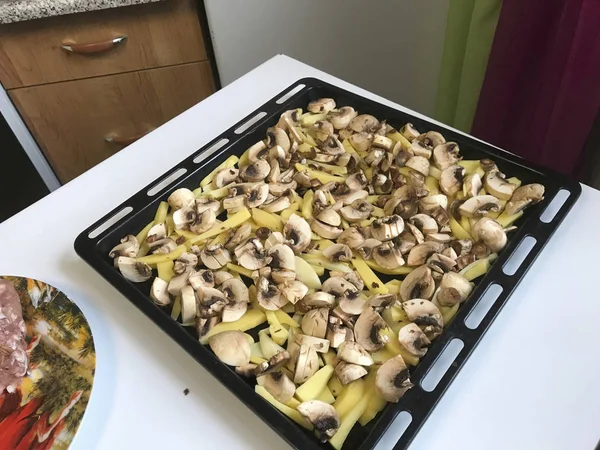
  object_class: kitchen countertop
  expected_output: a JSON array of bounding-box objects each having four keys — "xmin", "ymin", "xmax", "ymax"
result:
[
  {"xmin": 1, "ymin": 55, "xmax": 599, "ymax": 450},
  {"xmin": 0, "ymin": 0, "xmax": 166, "ymax": 24}
]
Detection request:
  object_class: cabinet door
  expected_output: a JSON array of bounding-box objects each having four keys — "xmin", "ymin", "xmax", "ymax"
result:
[
  {"xmin": 10, "ymin": 61, "xmax": 215, "ymax": 183},
  {"xmin": 0, "ymin": 0, "xmax": 206, "ymax": 88}
]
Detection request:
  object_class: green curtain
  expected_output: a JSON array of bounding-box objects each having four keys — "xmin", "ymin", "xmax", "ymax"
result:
[{"xmin": 434, "ymin": 0, "xmax": 503, "ymax": 132}]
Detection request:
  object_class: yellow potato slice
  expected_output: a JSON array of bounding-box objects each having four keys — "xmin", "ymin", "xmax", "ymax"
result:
[
  {"xmin": 365, "ymin": 260, "xmax": 414, "ymax": 276},
  {"xmin": 449, "ymin": 216, "xmax": 472, "ymax": 240},
  {"xmin": 199, "ymin": 309, "xmax": 266, "ymax": 344},
  {"xmin": 351, "ymin": 257, "xmax": 389, "ymax": 294},
  {"xmin": 153, "ymin": 201, "xmax": 169, "ymax": 224},
  {"xmin": 255, "ymin": 386, "xmax": 312, "ymax": 430},
  {"xmin": 136, "ymin": 221, "xmax": 155, "ymax": 244},
  {"xmin": 136, "ymin": 244, "xmax": 187, "ymax": 264},
  {"xmin": 332, "ymin": 378, "xmax": 365, "ymax": 420},
  {"xmin": 327, "ymin": 375, "xmax": 344, "ymax": 398},
  {"xmin": 157, "ymin": 260, "xmax": 175, "ymax": 283},
  {"xmin": 188, "ymin": 208, "xmax": 251, "ymax": 244},
  {"xmin": 295, "ymin": 365, "xmax": 335, "ymax": 402},
  {"xmin": 200, "ymin": 155, "xmax": 239, "ymax": 188},
  {"xmin": 227, "ymin": 263, "xmax": 254, "ymax": 279},
  {"xmin": 316, "ymin": 387, "xmax": 336, "ymax": 405},
  {"xmin": 251, "ymin": 208, "xmax": 284, "ymax": 232}
]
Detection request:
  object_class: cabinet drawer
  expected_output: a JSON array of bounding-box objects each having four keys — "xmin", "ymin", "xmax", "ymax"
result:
[
  {"xmin": 10, "ymin": 61, "xmax": 215, "ymax": 182},
  {"xmin": 0, "ymin": 0, "xmax": 206, "ymax": 88}
]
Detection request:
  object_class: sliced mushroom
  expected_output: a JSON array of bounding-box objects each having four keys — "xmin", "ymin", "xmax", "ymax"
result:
[
  {"xmin": 284, "ymin": 213, "xmax": 312, "ymax": 253},
  {"xmin": 257, "ymin": 276, "xmax": 288, "ymax": 310},
  {"xmin": 504, "ymin": 183, "xmax": 545, "ymax": 215},
  {"xmin": 168, "ymin": 188, "xmax": 195, "ymax": 210},
  {"xmin": 433, "ymin": 143, "xmax": 461, "ymax": 170},
  {"xmin": 437, "ymin": 272, "xmax": 473, "ymax": 306},
  {"xmin": 368, "ymin": 293, "xmax": 396, "ymax": 308},
  {"xmin": 240, "ymin": 159, "xmax": 271, "ymax": 181},
  {"xmin": 349, "ymin": 132, "xmax": 372, "ymax": 152},
  {"xmin": 327, "ymin": 317, "xmax": 353, "ymax": 348},
  {"xmin": 213, "ymin": 167, "xmax": 239, "ymax": 188},
  {"xmin": 266, "ymin": 127, "xmax": 291, "ymax": 153},
  {"xmin": 196, "ymin": 316, "xmax": 220, "ymax": 340},
  {"xmin": 146, "ymin": 223, "xmax": 167, "ymax": 247},
  {"xmin": 180, "ymin": 285, "xmax": 197, "ymax": 325},
  {"xmin": 293, "ymin": 344, "xmax": 320, "ymax": 384},
  {"xmin": 213, "ymin": 270, "xmax": 234, "ymax": 285},
  {"xmin": 221, "ymin": 278, "xmax": 249, "ymax": 322},
  {"xmin": 109, "ymin": 235, "xmax": 139, "ymax": 258},
  {"xmin": 410, "ymin": 140, "xmax": 433, "ymax": 159},
  {"xmin": 255, "ymin": 351, "xmax": 291, "ymax": 376},
  {"xmin": 150, "ymin": 277, "xmax": 171, "ymax": 306},
  {"xmin": 397, "ymin": 123, "xmax": 417, "ymax": 141},
  {"xmin": 370, "ymin": 215, "xmax": 404, "ymax": 241},
  {"xmin": 322, "ymin": 243, "xmax": 353, "ymax": 262},
  {"xmin": 117, "ymin": 257, "xmax": 152, "ymax": 283},
  {"xmin": 329, "ymin": 106, "xmax": 357, "ymax": 130},
  {"xmin": 188, "ymin": 269, "xmax": 215, "ymax": 290},
  {"xmin": 439, "ymin": 165, "xmax": 465, "ymax": 197},
  {"xmin": 338, "ymin": 291, "xmax": 367, "ymax": 315},
  {"xmin": 372, "ymin": 134, "xmax": 393, "ymax": 151},
  {"xmin": 298, "ymin": 291, "xmax": 335, "ymax": 311},
  {"xmin": 402, "ymin": 299, "xmax": 443, "ymax": 337},
  {"xmin": 268, "ymin": 244, "xmax": 296, "ymax": 271},
  {"xmin": 312, "ymin": 120, "xmax": 335, "ymax": 141},
  {"xmin": 308, "ymin": 98, "xmax": 336, "ymax": 114},
  {"xmin": 338, "ymin": 226, "xmax": 368, "ymax": 249},
  {"xmin": 400, "ymin": 265, "xmax": 435, "ymax": 301},
  {"xmin": 356, "ymin": 238, "xmax": 383, "ymax": 260},
  {"xmin": 373, "ymin": 242, "xmax": 405, "ymax": 269},
  {"xmin": 375, "ymin": 355, "xmax": 413, "ymax": 403},
  {"xmin": 335, "ymin": 362, "xmax": 368, "ymax": 385},
  {"xmin": 320, "ymin": 136, "xmax": 346, "ymax": 156},
  {"xmin": 224, "ymin": 223, "xmax": 252, "ymax": 251},
  {"xmin": 279, "ymin": 279, "xmax": 310, "ymax": 304},
  {"xmin": 173, "ymin": 252, "xmax": 199, "ymax": 274},
  {"xmin": 317, "ymin": 208, "xmax": 342, "ymax": 227},
  {"xmin": 245, "ymin": 183, "xmax": 270, "ymax": 208},
  {"xmin": 427, "ymin": 253, "xmax": 456, "ymax": 274},
  {"xmin": 471, "ymin": 217, "xmax": 507, "ymax": 252},
  {"xmin": 301, "ymin": 308, "xmax": 329, "ymax": 339},
  {"xmin": 247, "ymin": 140, "xmax": 269, "ymax": 163},
  {"xmin": 197, "ymin": 286, "xmax": 227, "ymax": 318},
  {"xmin": 340, "ymin": 199, "xmax": 374, "ymax": 222},
  {"xmin": 409, "ymin": 214, "xmax": 438, "ymax": 235},
  {"xmin": 200, "ymin": 244, "xmax": 231, "ymax": 270},
  {"xmin": 484, "ymin": 170, "xmax": 516, "ymax": 200},
  {"xmin": 311, "ymin": 220, "xmax": 343, "ymax": 239},
  {"xmin": 167, "ymin": 270, "xmax": 191, "ymax": 296},
  {"xmin": 336, "ymin": 341, "xmax": 373, "ymax": 366},
  {"xmin": 406, "ymin": 242, "xmax": 445, "ymax": 266},
  {"xmin": 458, "ymin": 195, "xmax": 502, "ymax": 218},
  {"xmin": 189, "ymin": 208, "xmax": 217, "ymax": 234},
  {"xmin": 463, "ymin": 173, "xmax": 482, "ymax": 198},
  {"xmin": 419, "ymin": 194, "xmax": 449, "ymax": 213},
  {"xmin": 398, "ymin": 323, "xmax": 431, "ymax": 357},
  {"xmin": 293, "ymin": 334, "xmax": 330, "ymax": 353},
  {"xmin": 235, "ymin": 238, "xmax": 270, "ymax": 270},
  {"xmin": 257, "ymin": 371, "xmax": 296, "ymax": 403},
  {"xmin": 297, "ymin": 400, "xmax": 340, "ymax": 442},
  {"xmin": 354, "ymin": 307, "xmax": 389, "ymax": 352},
  {"xmin": 345, "ymin": 172, "xmax": 369, "ymax": 190},
  {"xmin": 208, "ymin": 330, "xmax": 251, "ymax": 366}
]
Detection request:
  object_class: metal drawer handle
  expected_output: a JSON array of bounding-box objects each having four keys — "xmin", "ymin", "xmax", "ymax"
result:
[
  {"xmin": 105, "ymin": 132, "xmax": 148, "ymax": 146},
  {"xmin": 61, "ymin": 36, "xmax": 127, "ymax": 54}
]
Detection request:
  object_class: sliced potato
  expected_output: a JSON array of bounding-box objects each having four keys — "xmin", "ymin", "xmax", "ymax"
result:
[
  {"xmin": 200, "ymin": 309, "xmax": 267, "ymax": 344},
  {"xmin": 295, "ymin": 365, "xmax": 335, "ymax": 402}
]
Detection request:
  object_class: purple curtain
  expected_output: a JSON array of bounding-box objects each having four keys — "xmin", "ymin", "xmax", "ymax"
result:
[{"xmin": 471, "ymin": 0, "xmax": 600, "ymax": 176}]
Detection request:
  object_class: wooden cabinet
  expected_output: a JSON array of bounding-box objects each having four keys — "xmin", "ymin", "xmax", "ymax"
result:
[
  {"xmin": 0, "ymin": 0, "xmax": 207, "ymax": 88},
  {"xmin": 11, "ymin": 62, "xmax": 215, "ymax": 182},
  {"xmin": 0, "ymin": 0, "xmax": 216, "ymax": 183}
]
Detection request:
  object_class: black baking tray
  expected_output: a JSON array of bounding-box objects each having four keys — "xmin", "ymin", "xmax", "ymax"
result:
[{"xmin": 75, "ymin": 78, "xmax": 581, "ymax": 450}]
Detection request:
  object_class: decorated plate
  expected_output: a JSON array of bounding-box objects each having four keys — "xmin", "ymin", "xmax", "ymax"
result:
[{"xmin": 0, "ymin": 276, "xmax": 95, "ymax": 450}]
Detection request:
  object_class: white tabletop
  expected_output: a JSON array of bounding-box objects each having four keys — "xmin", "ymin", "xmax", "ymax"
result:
[{"xmin": 2, "ymin": 55, "xmax": 598, "ymax": 450}]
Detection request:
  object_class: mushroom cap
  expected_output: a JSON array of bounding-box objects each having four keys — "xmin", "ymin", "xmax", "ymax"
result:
[
  {"xmin": 257, "ymin": 371, "xmax": 296, "ymax": 403},
  {"xmin": 200, "ymin": 244, "xmax": 231, "ymax": 270},
  {"xmin": 350, "ymin": 114, "xmax": 380, "ymax": 133},
  {"xmin": 214, "ymin": 167, "xmax": 239, "ymax": 188},
  {"xmin": 240, "ymin": 159, "xmax": 271, "ymax": 181},
  {"xmin": 338, "ymin": 227, "xmax": 367, "ymax": 249},
  {"xmin": 340, "ymin": 200, "xmax": 374, "ymax": 222},
  {"xmin": 109, "ymin": 235, "xmax": 139, "ymax": 258},
  {"xmin": 471, "ymin": 217, "xmax": 507, "ymax": 253},
  {"xmin": 505, "ymin": 183, "xmax": 545, "ymax": 215},
  {"xmin": 208, "ymin": 330, "xmax": 251, "ymax": 366},
  {"xmin": 247, "ymin": 140, "xmax": 268, "ymax": 163},
  {"xmin": 437, "ymin": 272, "xmax": 473, "ymax": 306},
  {"xmin": 458, "ymin": 195, "xmax": 502, "ymax": 218},
  {"xmin": 266, "ymin": 127, "xmax": 291, "ymax": 153},
  {"xmin": 328, "ymin": 106, "xmax": 356, "ymax": 130},
  {"xmin": 311, "ymin": 220, "xmax": 343, "ymax": 239},
  {"xmin": 375, "ymin": 355, "xmax": 413, "ymax": 403},
  {"xmin": 409, "ymin": 214, "xmax": 438, "ymax": 235},
  {"xmin": 297, "ymin": 400, "xmax": 341, "ymax": 442},
  {"xmin": 197, "ymin": 286, "xmax": 226, "ymax": 318},
  {"xmin": 221, "ymin": 278, "xmax": 250, "ymax": 322},
  {"xmin": 279, "ymin": 279, "xmax": 310, "ymax": 304},
  {"xmin": 373, "ymin": 242, "xmax": 405, "ymax": 269},
  {"xmin": 308, "ymin": 98, "xmax": 336, "ymax": 114},
  {"xmin": 168, "ymin": 188, "xmax": 195, "ymax": 210},
  {"xmin": 317, "ymin": 208, "xmax": 342, "ymax": 227},
  {"xmin": 405, "ymin": 156, "xmax": 430, "ymax": 176},
  {"xmin": 298, "ymin": 292, "xmax": 335, "ymax": 310},
  {"xmin": 336, "ymin": 341, "xmax": 373, "ymax": 366},
  {"xmin": 401, "ymin": 123, "xmax": 420, "ymax": 141},
  {"xmin": 354, "ymin": 307, "xmax": 389, "ymax": 352},
  {"xmin": 463, "ymin": 173, "xmax": 483, "ymax": 198},
  {"xmin": 400, "ymin": 265, "xmax": 435, "ymax": 301},
  {"xmin": 349, "ymin": 132, "xmax": 372, "ymax": 152},
  {"xmin": 406, "ymin": 242, "xmax": 445, "ymax": 266},
  {"xmin": 245, "ymin": 183, "xmax": 270, "ymax": 208},
  {"xmin": 398, "ymin": 323, "xmax": 430, "ymax": 357},
  {"xmin": 235, "ymin": 239, "xmax": 269, "ymax": 270},
  {"xmin": 150, "ymin": 277, "xmax": 171, "ymax": 306},
  {"xmin": 356, "ymin": 238, "xmax": 383, "ymax": 260},
  {"xmin": 257, "ymin": 276, "xmax": 288, "ymax": 310}
]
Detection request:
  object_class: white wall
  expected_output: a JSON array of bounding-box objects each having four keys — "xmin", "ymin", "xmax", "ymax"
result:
[{"xmin": 205, "ymin": 0, "xmax": 450, "ymax": 116}]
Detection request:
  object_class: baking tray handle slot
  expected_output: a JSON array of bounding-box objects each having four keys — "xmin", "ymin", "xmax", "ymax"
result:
[
  {"xmin": 502, "ymin": 236, "xmax": 537, "ymax": 276},
  {"xmin": 420, "ymin": 338, "xmax": 464, "ymax": 392},
  {"xmin": 540, "ymin": 188, "xmax": 571, "ymax": 223},
  {"xmin": 381, "ymin": 411, "xmax": 412, "ymax": 450},
  {"xmin": 464, "ymin": 284, "xmax": 503, "ymax": 329},
  {"xmin": 276, "ymin": 83, "xmax": 306, "ymax": 104},
  {"xmin": 193, "ymin": 139, "xmax": 230, "ymax": 164},
  {"xmin": 234, "ymin": 112, "xmax": 267, "ymax": 134},
  {"xmin": 87, "ymin": 206, "xmax": 133, "ymax": 239},
  {"xmin": 146, "ymin": 168, "xmax": 188, "ymax": 197}
]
